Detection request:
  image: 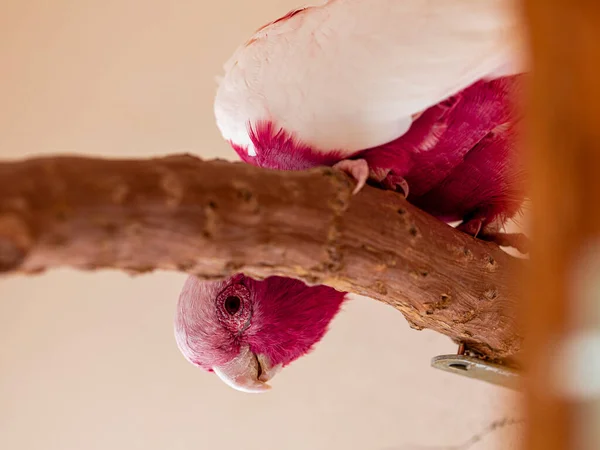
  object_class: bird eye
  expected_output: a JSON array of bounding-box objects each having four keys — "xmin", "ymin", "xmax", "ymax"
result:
[
  {"xmin": 215, "ymin": 281, "xmax": 252, "ymax": 332},
  {"xmin": 224, "ymin": 295, "xmax": 241, "ymax": 315}
]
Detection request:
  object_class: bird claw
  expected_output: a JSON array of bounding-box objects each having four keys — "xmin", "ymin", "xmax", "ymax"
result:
[
  {"xmin": 332, "ymin": 159, "xmax": 370, "ymax": 195},
  {"xmin": 458, "ymin": 218, "xmax": 530, "ymax": 253},
  {"xmin": 457, "ymin": 218, "xmax": 483, "ymax": 238},
  {"xmin": 383, "ymin": 173, "xmax": 410, "ymax": 198}
]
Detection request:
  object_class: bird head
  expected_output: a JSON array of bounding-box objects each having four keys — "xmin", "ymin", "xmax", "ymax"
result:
[{"xmin": 174, "ymin": 273, "xmax": 347, "ymax": 393}]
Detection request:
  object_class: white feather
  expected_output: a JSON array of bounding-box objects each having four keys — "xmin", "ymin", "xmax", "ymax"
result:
[{"xmin": 214, "ymin": 0, "xmax": 525, "ymax": 155}]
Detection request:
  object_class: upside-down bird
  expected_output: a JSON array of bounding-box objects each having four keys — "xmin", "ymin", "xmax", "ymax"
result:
[{"xmin": 175, "ymin": 0, "xmax": 528, "ymax": 393}]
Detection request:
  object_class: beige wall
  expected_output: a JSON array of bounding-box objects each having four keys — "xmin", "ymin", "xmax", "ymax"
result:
[{"xmin": 0, "ymin": 1, "xmax": 522, "ymax": 449}]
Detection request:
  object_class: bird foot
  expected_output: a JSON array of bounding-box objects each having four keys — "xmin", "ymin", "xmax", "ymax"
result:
[
  {"xmin": 457, "ymin": 218, "xmax": 530, "ymax": 253},
  {"xmin": 382, "ymin": 173, "xmax": 410, "ymax": 198},
  {"xmin": 332, "ymin": 159, "xmax": 370, "ymax": 194},
  {"xmin": 456, "ymin": 218, "xmax": 483, "ymax": 237}
]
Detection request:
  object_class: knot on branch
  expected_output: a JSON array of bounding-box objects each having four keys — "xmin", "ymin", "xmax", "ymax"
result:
[{"xmin": 0, "ymin": 214, "xmax": 32, "ymax": 272}]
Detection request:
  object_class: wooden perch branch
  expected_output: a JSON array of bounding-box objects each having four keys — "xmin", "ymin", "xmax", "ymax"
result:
[{"xmin": 0, "ymin": 155, "xmax": 524, "ymax": 361}]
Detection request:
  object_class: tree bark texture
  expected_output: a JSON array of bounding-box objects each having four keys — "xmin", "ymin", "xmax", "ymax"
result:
[{"xmin": 0, "ymin": 155, "xmax": 524, "ymax": 362}]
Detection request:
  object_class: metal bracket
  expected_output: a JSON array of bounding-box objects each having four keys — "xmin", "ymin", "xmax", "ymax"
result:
[{"xmin": 431, "ymin": 346, "xmax": 521, "ymax": 390}]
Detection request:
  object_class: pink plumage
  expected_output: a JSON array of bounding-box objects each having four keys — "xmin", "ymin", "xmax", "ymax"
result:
[
  {"xmin": 362, "ymin": 75, "xmax": 526, "ymax": 241},
  {"xmin": 175, "ymin": 274, "xmax": 346, "ymax": 392},
  {"xmin": 231, "ymin": 121, "xmax": 348, "ymax": 171}
]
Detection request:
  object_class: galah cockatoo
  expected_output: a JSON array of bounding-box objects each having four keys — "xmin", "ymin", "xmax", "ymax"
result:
[{"xmin": 175, "ymin": 0, "xmax": 528, "ymax": 393}]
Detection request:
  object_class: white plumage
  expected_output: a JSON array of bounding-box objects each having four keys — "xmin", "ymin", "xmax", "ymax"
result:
[{"xmin": 214, "ymin": 0, "xmax": 525, "ymax": 157}]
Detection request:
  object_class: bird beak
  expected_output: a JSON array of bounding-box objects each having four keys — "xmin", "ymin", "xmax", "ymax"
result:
[{"xmin": 212, "ymin": 345, "xmax": 282, "ymax": 394}]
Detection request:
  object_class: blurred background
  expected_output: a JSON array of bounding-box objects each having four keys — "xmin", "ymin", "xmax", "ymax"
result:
[{"xmin": 0, "ymin": 1, "xmax": 522, "ymax": 449}]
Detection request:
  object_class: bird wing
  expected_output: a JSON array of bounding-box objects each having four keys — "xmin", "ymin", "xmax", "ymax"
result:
[{"xmin": 214, "ymin": 0, "xmax": 526, "ymax": 155}]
